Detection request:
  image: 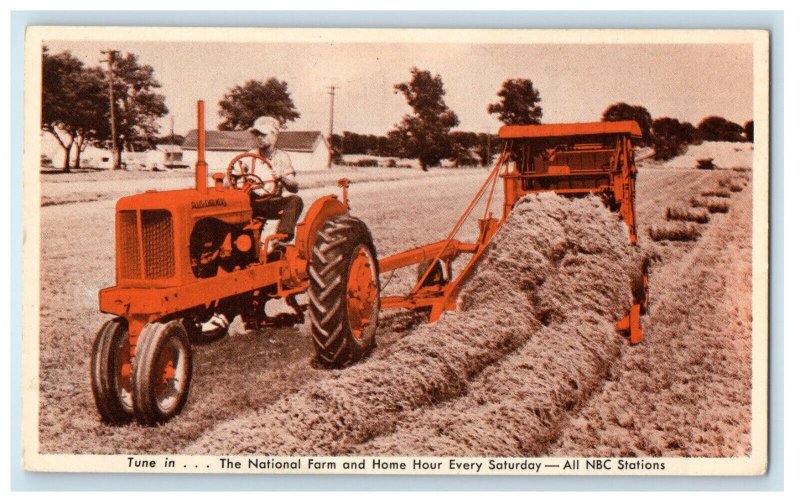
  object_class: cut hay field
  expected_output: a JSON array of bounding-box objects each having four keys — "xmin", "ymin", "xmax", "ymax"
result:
[{"xmin": 36, "ymin": 165, "xmax": 753, "ymax": 457}]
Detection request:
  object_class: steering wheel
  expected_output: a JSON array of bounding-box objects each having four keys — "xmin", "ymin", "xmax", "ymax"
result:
[{"xmin": 226, "ymin": 152, "xmax": 279, "ymax": 195}]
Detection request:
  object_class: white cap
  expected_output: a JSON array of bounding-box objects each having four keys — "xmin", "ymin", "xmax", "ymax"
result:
[{"xmin": 250, "ymin": 116, "xmax": 281, "ymax": 135}]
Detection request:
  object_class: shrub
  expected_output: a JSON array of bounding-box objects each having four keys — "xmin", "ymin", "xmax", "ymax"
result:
[
  {"xmin": 664, "ymin": 206, "xmax": 710, "ymax": 223},
  {"xmin": 355, "ymin": 158, "xmax": 379, "ymax": 167},
  {"xmin": 648, "ymin": 223, "xmax": 701, "ymax": 242}
]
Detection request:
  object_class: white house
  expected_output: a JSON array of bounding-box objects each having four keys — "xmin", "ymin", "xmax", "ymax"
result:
[{"xmin": 182, "ymin": 129, "xmax": 330, "ymax": 174}]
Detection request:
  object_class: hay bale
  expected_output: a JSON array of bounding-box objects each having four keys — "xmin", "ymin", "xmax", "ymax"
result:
[
  {"xmin": 696, "ymin": 158, "xmax": 715, "ymax": 170},
  {"xmin": 700, "ymin": 189, "xmax": 731, "ymax": 198},
  {"xmin": 648, "ymin": 223, "xmax": 701, "ymax": 242},
  {"xmin": 690, "ymin": 196, "xmax": 731, "ymax": 213},
  {"xmin": 187, "ymin": 193, "xmax": 641, "ymax": 456},
  {"xmin": 665, "ymin": 206, "xmax": 710, "ymax": 224}
]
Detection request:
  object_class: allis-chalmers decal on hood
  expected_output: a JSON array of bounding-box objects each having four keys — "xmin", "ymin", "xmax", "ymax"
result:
[{"xmin": 191, "ymin": 198, "xmax": 228, "ymax": 210}]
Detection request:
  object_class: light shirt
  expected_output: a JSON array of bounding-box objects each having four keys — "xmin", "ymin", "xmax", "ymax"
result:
[{"xmin": 249, "ymin": 147, "xmax": 298, "ymax": 195}]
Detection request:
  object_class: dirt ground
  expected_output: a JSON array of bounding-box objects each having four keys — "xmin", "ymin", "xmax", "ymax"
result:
[{"xmin": 36, "ymin": 164, "xmax": 753, "ymax": 457}]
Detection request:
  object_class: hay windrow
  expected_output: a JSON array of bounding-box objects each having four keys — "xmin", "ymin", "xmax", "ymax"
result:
[{"xmin": 187, "ymin": 193, "xmax": 641, "ymax": 455}]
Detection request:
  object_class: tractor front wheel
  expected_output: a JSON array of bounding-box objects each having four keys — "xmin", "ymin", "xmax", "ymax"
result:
[
  {"xmin": 131, "ymin": 320, "xmax": 193, "ymax": 425},
  {"xmin": 90, "ymin": 317, "xmax": 134, "ymax": 425},
  {"xmin": 308, "ymin": 215, "xmax": 380, "ymax": 368}
]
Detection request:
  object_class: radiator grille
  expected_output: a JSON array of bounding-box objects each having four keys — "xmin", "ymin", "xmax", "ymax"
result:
[
  {"xmin": 117, "ymin": 209, "xmax": 175, "ymax": 280},
  {"xmin": 141, "ymin": 210, "xmax": 175, "ymax": 279},
  {"xmin": 118, "ymin": 210, "xmax": 140, "ymax": 279}
]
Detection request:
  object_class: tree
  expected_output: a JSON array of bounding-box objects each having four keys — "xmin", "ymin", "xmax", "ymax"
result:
[
  {"xmin": 218, "ymin": 78, "xmax": 300, "ymax": 130},
  {"xmin": 487, "ymin": 78, "xmax": 543, "ymax": 125},
  {"xmin": 390, "ymin": 67, "xmax": 459, "ymax": 171},
  {"xmin": 601, "ymin": 102, "xmax": 653, "ymax": 144},
  {"xmin": 41, "ymin": 48, "xmax": 107, "ymax": 170},
  {"xmin": 652, "ymin": 117, "xmax": 694, "ymax": 160},
  {"xmin": 109, "ymin": 52, "xmax": 169, "ymax": 156},
  {"xmin": 743, "ymin": 119, "xmax": 754, "ymax": 142},
  {"xmin": 697, "ymin": 116, "xmax": 745, "ymax": 142}
]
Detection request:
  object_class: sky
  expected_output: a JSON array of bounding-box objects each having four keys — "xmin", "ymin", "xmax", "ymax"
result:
[{"xmin": 44, "ymin": 39, "xmax": 754, "ymax": 137}]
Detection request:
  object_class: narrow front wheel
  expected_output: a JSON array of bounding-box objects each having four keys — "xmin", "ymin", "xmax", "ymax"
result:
[
  {"xmin": 131, "ymin": 320, "xmax": 193, "ymax": 425},
  {"xmin": 90, "ymin": 317, "xmax": 134, "ymax": 425}
]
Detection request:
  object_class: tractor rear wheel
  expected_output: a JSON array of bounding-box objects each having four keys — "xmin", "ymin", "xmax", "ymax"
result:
[
  {"xmin": 131, "ymin": 320, "xmax": 193, "ymax": 425},
  {"xmin": 308, "ymin": 215, "xmax": 380, "ymax": 368},
  {"xmin": 90, "ymin": 317, "xmax": 134, "ymax": 425}
]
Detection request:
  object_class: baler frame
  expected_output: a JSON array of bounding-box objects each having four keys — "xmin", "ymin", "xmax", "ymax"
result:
[{"xmin": 377, "ymin": 120, "xmax": 647, "ymax": 343}]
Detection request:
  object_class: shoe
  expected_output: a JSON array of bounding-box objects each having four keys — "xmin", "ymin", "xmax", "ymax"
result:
[
  {"xmin": 201, "ymin": 312, "xmax": 230, "ymax": 334},
  {"xmin": 267, "ymin": 241, "xmax": 288, "ymax": 262}
]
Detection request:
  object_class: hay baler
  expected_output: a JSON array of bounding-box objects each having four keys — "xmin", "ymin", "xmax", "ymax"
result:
[{"xmin": 377, "ymin": 120, "xmax": 648, "ymax": 341}]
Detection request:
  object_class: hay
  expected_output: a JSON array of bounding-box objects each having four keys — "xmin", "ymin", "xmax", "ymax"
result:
[
  {"xmin": 664, "ymin": 206, "xmax": 710, "ymax": 224},
  {"xmin": 691, "ymin": 196, "xmax": 731, "ymax": 214},
  {"xmin": 648, "ymin": 223, "xmax": 701, "ymax": 242},
  {"xmin": 187, "ymin": 193, "xmax": 641, "ymax": 456},
  {"xmin": 700, "ymin": 189, "xmax": 731, "ymax": 198}
]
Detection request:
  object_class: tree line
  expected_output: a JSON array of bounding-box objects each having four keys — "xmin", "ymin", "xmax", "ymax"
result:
[
  {"xmin": 42, "ymin": 47, "xmax": 753, "ymax": 172},
  {"xmin": 41, "ymin": 47, "xmax": 168, "ymax": 171}
]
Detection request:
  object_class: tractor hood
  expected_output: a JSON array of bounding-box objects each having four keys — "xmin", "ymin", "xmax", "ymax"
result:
[{"xmin": 115, "ymin": 185, "xmax": 252, "ymax": 221}]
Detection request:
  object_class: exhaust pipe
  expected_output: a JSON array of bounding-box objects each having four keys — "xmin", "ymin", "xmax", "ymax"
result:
[{"xmin": 195, "ymin": 100, "xmax": 208, "ymax": 193}]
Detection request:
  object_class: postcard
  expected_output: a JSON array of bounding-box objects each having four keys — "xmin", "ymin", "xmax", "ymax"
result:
[{"xmin": 22, "ymin": 26, "xmax": 769, "ymax": 475}]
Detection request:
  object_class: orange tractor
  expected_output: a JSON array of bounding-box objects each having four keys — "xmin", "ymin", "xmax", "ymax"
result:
[{"xmin": 91, "ymin": 101, "xmax": 646, "ymax": 426}]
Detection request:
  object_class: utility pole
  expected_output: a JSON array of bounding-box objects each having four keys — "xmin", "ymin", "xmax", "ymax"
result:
[
  {"xmin": 326, "ymin": 85, "xmax": 336, "ymax": 169},
  {"xmin": 485, "ymin": 127, "xmax": 492, "ymax": 167},
  {"xmin": 101, "ymin": 50, "xmax": 120, "ymax": 170}
]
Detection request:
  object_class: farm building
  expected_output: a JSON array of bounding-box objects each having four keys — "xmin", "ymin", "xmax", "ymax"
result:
[{"xmin": 182, "ymin": 129, "xmax": 330, "ymax": 173}]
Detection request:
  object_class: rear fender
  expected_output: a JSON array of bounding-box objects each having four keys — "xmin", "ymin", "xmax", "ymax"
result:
[{"xmin": 294, "ymin": 195, "xmax": 348, "ymax": 260}]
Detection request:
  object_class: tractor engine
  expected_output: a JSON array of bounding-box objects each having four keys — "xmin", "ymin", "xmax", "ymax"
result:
[{"xmin": 189, "ymin": 217, "xmax": 257, "ymax": 278}]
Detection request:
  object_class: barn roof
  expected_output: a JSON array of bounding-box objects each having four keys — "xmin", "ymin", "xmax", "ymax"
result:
[
  {"xmin": 183, "ymin": 130, "xmax": 326, "ymax": 153},
  {"xmin": 498, "ymin": 121, "xmax": 642, "ymax": 140}
]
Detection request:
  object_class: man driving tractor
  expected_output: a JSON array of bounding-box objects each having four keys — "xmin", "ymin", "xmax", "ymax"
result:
[
  {"xmin": 201, "ymin": 115, "xmax": 304, "ymax": 336},
  {"xmin": 246, "ymin": 115, "xmax": 304, "ymax": 255}
]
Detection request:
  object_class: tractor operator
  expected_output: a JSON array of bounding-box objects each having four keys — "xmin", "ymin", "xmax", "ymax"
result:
[
  {"xmin": 246, "ymin": 115, "xmax": 304, "ymax": 256},
  {"xmin": 200, "ymin": 116, "xmax": 304, "ymax": 336}
]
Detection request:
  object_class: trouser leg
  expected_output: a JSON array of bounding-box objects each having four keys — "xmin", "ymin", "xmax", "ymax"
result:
[
  {"xmin": 275, "ymin": 195, "xmax": 303, "ymax": 240},
  {"xmin": 250, "ymin": 194, "xmax": 304, "ymax": 241}
]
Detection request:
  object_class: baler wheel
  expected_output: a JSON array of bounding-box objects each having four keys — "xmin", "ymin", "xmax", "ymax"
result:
[
  {"xmin": 417, "ymin": 259, "xmax": 451, "ymax": 287},
  {"xmin": 633, "ymin": 259, "xmax": 650, "ymax": 315},
  {"xmin": 308, "ymin": 215, "xmax": 380, "ymax": 368},
  {"xmin": 90, "ymin": 317, "xmax": 134, "ymax": 425},
  {"xmin": 131, "ymin": 320, "xmax": 193, "ymax": 425}
]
